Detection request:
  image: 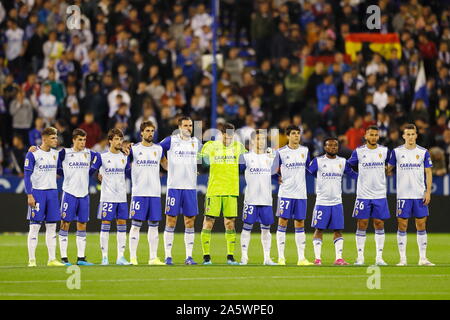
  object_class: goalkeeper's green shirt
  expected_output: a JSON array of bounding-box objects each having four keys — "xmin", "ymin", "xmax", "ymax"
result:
[{"xmin": 201, "ymin": 140, "xmax": 247, "ymax": 196}]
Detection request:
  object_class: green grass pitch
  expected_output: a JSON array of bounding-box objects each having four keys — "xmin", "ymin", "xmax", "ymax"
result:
[{"xmin": 1, "ymin": 233, "xmax": 449, "ymax": 299}]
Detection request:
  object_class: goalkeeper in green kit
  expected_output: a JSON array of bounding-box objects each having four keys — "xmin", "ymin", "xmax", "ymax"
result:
[{"xmin": 200, "ymin": 123, "xmax": 247, "ymax": 265}]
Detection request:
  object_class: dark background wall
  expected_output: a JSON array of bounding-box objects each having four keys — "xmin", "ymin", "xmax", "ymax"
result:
[{"xmin": 1, "ymin": 194, "xmax": 449, "ymax": 233}]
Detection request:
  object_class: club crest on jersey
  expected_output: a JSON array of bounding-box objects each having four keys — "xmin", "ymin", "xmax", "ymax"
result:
[
  {"xmin": 397, "ymin": 209, "xmax": 402, "ymax": 215},
  {"xmin": 301, "ymin": 154, "xmax": 304, "ymax": 159},
  {"xmin": 53, "ymin": 155, "xmax": 57, "ymax": 160},
  {"xmin": 379, "ymin": 153, "xmax": 382, "ymax": 158},
  {"xmin": 84, "ymin": 153, "xmax": 87, "ymax": 159},
  {"xmin": 192, "ymin": 143, "xmax": 195, "ymax": 149},
  {"xmin": 416, "ymin": 154, "xmax": 420, "ymax": 160},
  {"xmin": 31, "ymin": 212, "xmax": 35, "ymax": 218},
  {"xmin": 62, "ymin": 212, "xmax": 66, "ymax": 219},
  {"xmin": 122, "ymin": 159, "xmax": 125, "ymax": 164},
  {"xmin": 339, "ymin": 164, "xmax": 342, "ymax": 169},
  {"xmin": 102, "ymin": 212, "xmax": 107, "ymax": 218},
  {"xmin": 25, "ymin": 159, "xmax": 29, "ymax": 167},
  {"xmin": 154, "ymin": 151, "xmax": 157, "ymax": 157},
  {"xmin": 354, "ymin": 210, "xmax": 358, "ymax": 216},
  {"xmin": 130, "ymin": 210, "xmax": 135, "ymax": 217}
]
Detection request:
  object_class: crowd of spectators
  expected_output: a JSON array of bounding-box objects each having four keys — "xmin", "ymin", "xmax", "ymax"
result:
[{"xmin": 0, "ymin": 0, "xmax": 449, "ymax": 177}]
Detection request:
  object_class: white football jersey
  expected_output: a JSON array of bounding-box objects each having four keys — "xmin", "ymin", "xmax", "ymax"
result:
[
  {"xmin": 60, "ymin": 148, "xmax": 96, "ymax": 197},
  {"xmin": 160, "ymin": 134, "xmax": 201, "ymax": 190},
  {"xmin": 130, "ymin": 143, "xmax": 163, "ymax": 197},
  {"xmin": 388, "ymin": 145, "xmax": 432, "ymax": 199},
  {"xmin": 243, "ymin": 151, "xmax": 276, "ymax": 206},
  {"xmin": 347, "ymin": 145, "xmax": 389, "ymax": 199},
  {"xmin": 24, "ymin": 147, "xmax": 59, "ymax": 190},
  {"xmin": 93, "ymin": 151, "xmax": 129, "ymax": 203},
  {"xmin": 276, "ymin": 145, "xmax": 309, "ymax": 199},
  {"xmin": 309, "ymin": 155, "xmax": 353, "ymax": 206}
]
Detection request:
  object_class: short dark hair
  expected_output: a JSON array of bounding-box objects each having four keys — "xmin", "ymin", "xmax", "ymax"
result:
[
  {"xmin": 286, "ymin": 125, "xmax": 301, "ymax": 136},
  {"xmin": 178, "ymin": 116, "xmax": 192, "ymax": 126},
  {"xmin": 250, "ymin": 129, "xmax": 266, "ymax": 140},
  {"xmin": 366, "ymin": 125, "xmax": 379, "ymax": 132},
  {"xmin": 140, "ymin": 120, "xmax": 155, "ymax": 132},
  {"xmin": 323, "ymin": 137, "xmax": 339, "ymax": 146},
  {"xmin": 72, "ymin": 128, "xmax": 87, "ymax": 140},
  {"xmin": 220, "ymin": 122, "xmax": 235, "ymax": 134},
  {"xmin": 107, "ymin": 128, "xmax": 124, "ymax": 141},
  {"xmin": 403, "ymin": 123, "xmax": 417, "ymax": 133},
  {"xmin": 42, "ymin": 127, "xmax": 57, "ymax": 137}
]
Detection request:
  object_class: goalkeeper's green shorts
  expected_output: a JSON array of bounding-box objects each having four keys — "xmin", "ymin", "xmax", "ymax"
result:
[{"xmin": 204, "ymin": 196, "xmax": 238, "ymax": 218}]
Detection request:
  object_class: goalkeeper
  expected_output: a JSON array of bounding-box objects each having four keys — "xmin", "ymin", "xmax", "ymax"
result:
[{"xmin": 200, "ymin": 123, "xmax": 246, "ymax": 265}]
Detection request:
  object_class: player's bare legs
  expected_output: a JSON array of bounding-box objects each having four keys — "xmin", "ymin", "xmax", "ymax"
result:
[
  {"xmin": 184, "ymin": 215, "xmax": 196, "ymax": 264},
  {"xmin": 312, "ymin": 228, "xmax": 323, "ymax": 265},
  {"xmin": 415, "ymin": 217, "xmax": 433, "ymax": 265},
  {"xmin": 163, "ymin": 215, "xmax": 177, "ymax": 264},
  {"xmin": 224, "ymin": 218, "xmax": 238, "ymax": 264},
  {"xmin": 396, "ymin": 217, "xmax": 408, "ymax": 265},
  {"xmin": 201, "ymin": 216, "xmax": 215, "ymax": 264}
]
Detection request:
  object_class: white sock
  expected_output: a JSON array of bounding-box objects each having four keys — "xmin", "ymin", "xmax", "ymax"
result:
[
  {"xmin": 375, "ymin": 229, "xmax": 385, "ymax": 260},
  {"xmin": 334, "ymin": 237, "xmax": 344, "ymax": 260},
  {"xmin": 117, "ymin": 224, "xmax": 127, "ymax": 259},
  {"xmin": 397, "ymin": 230, "xmax": 407, "ymax": 260},
  {"xmin": 129, "ymin": 223, "xmax": 141, "ymax": 260},
  {"xmin": 164, "ymin": 226, "xmax": 175, "ymax": 258},
  {"xmin": 276, "ymin": 225, "xmax": 287, "ymax": 260},
  {"xmin": 76, "ymin": 230, "xmax": 87, "ymax": 258},
  {"xmin": 295, "ymin": 228, "xmax": 306, "ymax": 261},
  {"xmin": 28, "ymin": 223, "xmax": 41, "ymax": 261},
  {"xmin": 45, "ymin": 223, "xmax": 57, "ymax": 261},
  {"xmin": 100, "ymin": 223, "xmax": 110, "ymax": 259},
  {"xmin": 313, "ymin": 238, "xmax": 322, "ymax": 260},
  {"xmin": 417, "ymin": 230, "xmax": 427, "ymax": 260},
  {"xmin": 148, "ymin": 223, "xmax": 160, "ymax": 260},
  {"xmin": 355, "ymin": 229, "xmax": 366, "ymax": 260},
  {"xmin": 184, "ymin": 227, "xmax": 195, "ymax": 259},
  {"xmin": 58, "ymin": 229, "xmax": 69, "ymax": 258},
  {"xmin": 240, "ymin": 229, "xmax": 251, "ymax": 260},
  {"xmin": 261, "ymin": 225, "xmax": 272, "ymax": 262}
]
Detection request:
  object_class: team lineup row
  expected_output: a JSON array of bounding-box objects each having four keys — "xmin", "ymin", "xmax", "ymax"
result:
[{"xmin": 24, "ymin": 117, "xmax": 435, "ymax": 267}]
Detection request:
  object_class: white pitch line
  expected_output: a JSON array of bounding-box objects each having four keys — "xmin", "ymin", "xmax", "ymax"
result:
[
  {"xmin": 1, "ymin": 291, "xmax": 449, "ymax": 297},
  {"xmin": 1, "ymin": 274, "xmax": 449, "ymax": 284}
]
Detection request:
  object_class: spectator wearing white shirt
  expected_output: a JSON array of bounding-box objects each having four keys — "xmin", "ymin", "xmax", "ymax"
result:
[
  {"xmin": 191, "ymin": 4, "xmax": 212, "ymax": 33},
  {"xmin": 107, "ymin": 83, "xmax": 131, "ymax": 118},
  {"xmin": 373, "ymin": 83, "xmax": 389, "ymax": 112},
  {"xmin": 42, "ymin": 31, "xmax": 65, "ymax": 65},
  {"xmin": 38, "ymin": 83, "xmax": 58, "ymax": 126},
  {"xmin": 4, "ymin": 20, "xmax": 25, "ymax": 77},
  {"xmin": 365, "ymin": 53, "xmax": 383, "ymax": 76}
]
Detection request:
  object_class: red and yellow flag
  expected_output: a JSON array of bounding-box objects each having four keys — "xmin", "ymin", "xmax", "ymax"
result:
[{"xmin": 345, "ymin": 33, "xmax": 401, "ymax": 61}]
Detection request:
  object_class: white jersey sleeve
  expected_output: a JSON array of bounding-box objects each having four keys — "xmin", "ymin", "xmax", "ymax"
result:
[
  {"xmin": 95, "ymin": 151, "xmax": 129, "ymax": 203},
  {"xmin": 24, "ymin": 148, "xmax": 59, "ymax": 190},
  {"xmin": 348, "ymin": 145, "xmax": 388, "ymax": 199},
  {"xmin": 309, "ymin": 155, "xmax": 349, "ymax": 206},
  {"xmin": 61, "ymin": 148, "xmax": 94, "ymax": 197},
  {"xmin": 277, "ymin": 145, "xmax": 309, "ymax": 199},
  {"xmin": 160, "ymin": 135, "xmax": 200, "ymax": 190},
  {"xmin": 130, "ymin": 143, "xmax": 163, "ymax": 197},
  {"xmin": 243, "ymin": 152, "xmax": 275, "ymax": 206},
  {"xmin": 388, "ymin": 145, "xmax": 432, "ymax": 199}
]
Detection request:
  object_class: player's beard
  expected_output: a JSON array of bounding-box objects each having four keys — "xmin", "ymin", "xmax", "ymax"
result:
[
  {"xmin": 326, "ymin": 151, "xmax": 338, "ymax": 157},
  {"xmin": 143, "ymin": 137, "xmax": 152, "ymax": 143}
]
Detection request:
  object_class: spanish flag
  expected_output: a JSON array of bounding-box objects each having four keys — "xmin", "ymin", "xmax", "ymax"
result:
[{"xmin": 345, "ymin": 33, "xmax": 401, "ymax": 61}]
